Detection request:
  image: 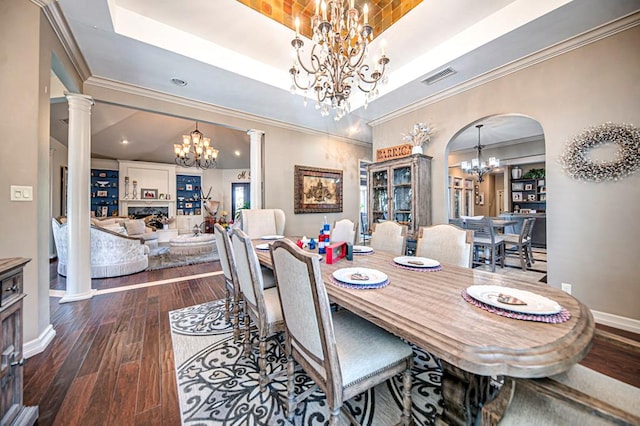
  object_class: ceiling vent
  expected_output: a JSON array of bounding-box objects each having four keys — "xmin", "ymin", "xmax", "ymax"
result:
[{"xmin": 422, "ymin": 67, "xmax": 456, "ymax": 85}]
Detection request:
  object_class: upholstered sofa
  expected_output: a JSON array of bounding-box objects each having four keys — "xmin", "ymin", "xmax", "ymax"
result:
[
  {"xmin": 92, "ymin": 217, "xmax": 159, "ymax": 247},
  {"xmin": 52, "ymin": 217, "xmax": 149, "ymax": 278}
]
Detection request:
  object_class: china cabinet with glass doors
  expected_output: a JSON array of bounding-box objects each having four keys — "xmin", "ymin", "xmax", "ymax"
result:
[{"xmin": 366, "ymin": 154, "xmax": 432, "ymax": 239}]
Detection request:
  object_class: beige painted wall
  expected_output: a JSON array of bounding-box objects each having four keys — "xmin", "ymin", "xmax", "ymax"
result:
[{"xmin": 372, "ymin": 25, "xmax": 640, "ymax": 320}]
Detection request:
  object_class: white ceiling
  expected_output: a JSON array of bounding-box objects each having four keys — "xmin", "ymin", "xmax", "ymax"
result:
[{"xmin": 49, "ymin": 0, "xmax": 640, "ymax": 166}]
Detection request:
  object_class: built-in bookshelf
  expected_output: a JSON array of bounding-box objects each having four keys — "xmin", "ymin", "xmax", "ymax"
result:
[
  {"xmin": 176, "ymin": 174, "xmax": 202, "ymax": 216},
  {"xmin": 511, "ymin": 178, "xmax": 546, "ymax": 213},
  {"xmin": 91, "ymin": 169, "xmax": 119, "ymax": 217}
]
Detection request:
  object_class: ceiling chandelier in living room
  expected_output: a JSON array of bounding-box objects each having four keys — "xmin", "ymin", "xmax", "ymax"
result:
[
  {"xmin": 289, "ymin": 0, "xmax": 389, "ymax": 120},
  {"xmin": 461, "ymin": 124, "xmax": 500, "ymax": 183},
  {"xmin": 174, "ymin": 122, "xmax": 219, "ymax": 169}
]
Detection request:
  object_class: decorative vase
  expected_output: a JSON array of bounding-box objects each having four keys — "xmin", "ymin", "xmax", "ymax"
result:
[
  {"xmin": 511, "ymin": 166, "xmax": 522, "ymax": 180},
  {"xmin": 412, "ymin": 145, "xmax": 423, "ymax": 155}
]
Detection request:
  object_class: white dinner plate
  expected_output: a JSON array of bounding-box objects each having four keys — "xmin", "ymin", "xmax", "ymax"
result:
[
  {"xmin": 466, "ymin": 285, "xmax": 562, "ymax": 315},
  {"xmin": 261, "ymin": 235, "xmax": 284, "ymax": 240},
  {"xmin": 332, "ymin": 268, "xmax": 388, "ymax": 286},
  {"xmin": 352, "ymin": 245, "xmax": 374, "ymax": 253},
  {"xmin": 393, "ymin": 256, "xmax": 440, "ymax": 268},
  {"xmin": 256, "ymin": 243, "xmax": 270, "ymax": 250}
]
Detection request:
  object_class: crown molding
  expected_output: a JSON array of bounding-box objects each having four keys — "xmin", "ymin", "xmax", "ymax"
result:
[
  {"xmin": 369, "ymin": 12, "xmax": 640, "ymax": 127},
  {"xmin": 33, "ymin": 0, "xmax": 91, "ymax": 81},
  {"xmin": 85, "ymin": 76, "xmax": 371, "ymax": 148}
]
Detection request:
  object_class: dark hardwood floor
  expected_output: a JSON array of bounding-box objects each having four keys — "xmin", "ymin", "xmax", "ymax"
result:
[{"xmin": 26, "ymin": 261, "xmax": 639, "ymax": 425}]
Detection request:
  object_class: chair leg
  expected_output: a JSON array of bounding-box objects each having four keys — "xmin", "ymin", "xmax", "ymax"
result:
[
  {"xmin": 224, "ymin": 286, "xmax": 231, "ymax": 322},
  {"xmin": 243, "ymin": 311, "xmax": 252, "ymax": 356},
  {"xmin": 258, "ymin": 335, "xmax": 267, "ymax": 391},
  {"xmin": 519, "ymin": 244, "xmax": 527, "ymax": 271},
  {"xmin": 400, "ymin": 364, "xmax": 413, "ymax": 425},
  {"xmin": 286, "ymin": 353, "xmax": 297, "ymax": 421},
  {"xmin": 528, "ymin": 243, "xmax": 536, "ymax": 265},
  {"xmin": 329, "ymin": 407, "xmax": 341, "ymax": 425},
  {"xmin": 232, "ymin": 297, "xmax": 240, "ymax": 340}
]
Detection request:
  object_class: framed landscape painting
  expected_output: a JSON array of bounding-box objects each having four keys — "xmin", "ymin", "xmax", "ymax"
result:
[{"xmin": 294, "ymin": 165, "xmax": 343, "ymax": 214}]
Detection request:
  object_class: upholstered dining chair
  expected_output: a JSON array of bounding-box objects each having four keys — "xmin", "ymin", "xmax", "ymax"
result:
[
  {"xmin": 270, "ymin": 239, "xmax": 413, "ymax": 425},
  {"xmin": 503, "ymin": 218, "xmax": 536, "ymax": 270},
  {"xmin": 213, "ymin": 223, "xmax": 241, "ymax": 337},
  {"xmin": 416, "ymin": 224, "xmax": 474, "ymax": 268},
  {"xmin": 465, "ymin": 217, "xmax": 505, "ymax": 272},
  {"xmin": 230, "ymin": 228, "xmax": 284, "ymax": 390},
  {"xmin": 240, "ymin": 208, "xmax": 286, "ymax": 238},
  {"xmin": 330, "ymin": 218, "xmax": 358, "ymax": 245},
  {"xmin": 369, "ymin": 220, "xmax": 407, "ymax": 255}
]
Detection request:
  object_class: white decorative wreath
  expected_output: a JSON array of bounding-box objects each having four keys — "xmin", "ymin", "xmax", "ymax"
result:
[{"xmin": 560, "ymin": 122, "xmax": 640, "ymax": 182}]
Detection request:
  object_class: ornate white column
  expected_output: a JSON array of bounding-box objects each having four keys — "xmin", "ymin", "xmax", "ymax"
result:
[
  {"xmin": 61, "ymin": 93, "xmax": 95, "ymax": 303},
  {"xmin": 247, "ymin": 129, "xmax": 264, "ymax": 209}
]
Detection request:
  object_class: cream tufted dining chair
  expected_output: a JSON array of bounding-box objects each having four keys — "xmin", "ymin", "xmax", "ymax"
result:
[
  {"xmin": 240, "ymin": 208, "xmax": 286, "ymax": 238},
  {"xmin": 270, "ymin": 239, "xmax": 413, "ymax": 425},
  {"xmin": 369, "ymin": 220, "xmax": 407, "ymax": 255},
  {"xmin": 231, "ymin": 228, "xmax": 284, "ymax": 390},
  {"xmin": 416, "ymin": 224, "xmax": 474, "ymax": 268},
  {"xmin": 330, "ymin": 218, "xmax": 358, "ymax": 245}
]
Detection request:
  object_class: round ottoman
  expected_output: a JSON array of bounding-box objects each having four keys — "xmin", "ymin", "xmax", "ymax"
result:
[{"xmin": 169, "ymin": 233, "xmax": 216, "ymax": 255}]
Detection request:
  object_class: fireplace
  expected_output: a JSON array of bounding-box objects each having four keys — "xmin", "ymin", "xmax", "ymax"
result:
[{"xmin": 128, "ymin": 206, "xmax": 169, "ymax": 219}]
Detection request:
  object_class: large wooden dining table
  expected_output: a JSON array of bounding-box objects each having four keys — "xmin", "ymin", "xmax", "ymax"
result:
[{"xmin": 253, "ymin": 239, "xmax": 594, "ymax": 425}]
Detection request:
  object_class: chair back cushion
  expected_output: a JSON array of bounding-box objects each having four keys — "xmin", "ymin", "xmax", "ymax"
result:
[
  {"xmin": 271, "ymin": 240, "xmax": 336, "ymax": 379},
  {"xmin": 241, "ymin": 209, "xmax": 286, "ymax": 238},
  {"xmin": 330, "ymin": 219, "xmax": 357, "ymax": 244},
  {"xmin": 230, "ymin": 229, "xmax": 265, "ymax": 308},
  {"xmin": 213, "ymin": 223, "xmax": 234, "ymax": 283},
  {"xmin": 369, "ymin": 221, "xmax": 407, "ymax": 255},
  {"xmin": 416, "ymin": 224, "xmax": 473, "ymax": 267}
]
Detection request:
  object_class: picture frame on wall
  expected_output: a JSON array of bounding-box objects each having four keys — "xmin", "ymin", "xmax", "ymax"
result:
[
  {"xmin": 100, "ymin": 206, "xmax": 108, "ymax": 217},
  {"xmin": 96, "ymin": 190, "xmax": 108, "ymax": 197},
  {"xmin": 527, "ymin": 193, "xmax": 537, "ymax": 201},
  {"xmin": 512, "ymin": 192, "xmax": 523, "ymax": 201},
  {"xmin": 512, "ymin": 182, "xmax": 524, "ymax": 191},
  {"xmin": 524, "ymin": 183, "xmax": 533, "ymax": 191},
  {"xmin": 294, "ymin": 165, "xmax": 343, "ymax": 214},
  {"xmin": 185, "ymin": 202, "xmax": 193, "ymax": 209},
  {"xmin": 185, "ymin": 184, "xmax": 193, "ymax": 191}
]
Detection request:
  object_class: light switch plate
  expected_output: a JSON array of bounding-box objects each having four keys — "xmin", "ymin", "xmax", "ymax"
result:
[{"xmin": 11, "ymin": 185, "xmax": 33, "ymax": 201}]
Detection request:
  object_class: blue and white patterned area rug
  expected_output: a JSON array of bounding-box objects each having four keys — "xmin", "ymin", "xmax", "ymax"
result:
[{"xmin": 169, "ymin": 300, "xmax": 443, "ymax": 425}]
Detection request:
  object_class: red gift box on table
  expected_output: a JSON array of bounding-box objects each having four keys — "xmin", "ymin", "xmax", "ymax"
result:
[{"xmin": 325, "ymin": 242, "xmax": 347, "ymax": 264}]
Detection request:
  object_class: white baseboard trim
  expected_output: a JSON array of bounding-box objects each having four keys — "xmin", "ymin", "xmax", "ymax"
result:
[
  {"xmin": 592, "ymin": 310, "xmax": 640, "ymax": 335},
  {"xmin": 23, "ymin": 324, "xmax": 57, "ymax": 359}
]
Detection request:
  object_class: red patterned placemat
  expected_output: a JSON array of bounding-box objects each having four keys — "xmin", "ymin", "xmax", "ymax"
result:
[
  {"xmin": 390, "ymin": 261, "xmax": 442, "ymax": 272},
  {"xmin": 461, "ymin": 289, "xmax": 571, "ymax": 323},
  {"xmin": 330, "ymin": 276, "xmax": 389, "ymax": 290}
]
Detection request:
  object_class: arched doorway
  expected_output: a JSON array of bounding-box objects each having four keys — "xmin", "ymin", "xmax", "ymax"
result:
[{"xmin": 446, "ymin": 114, "xmax": 547, "ymax": 248}]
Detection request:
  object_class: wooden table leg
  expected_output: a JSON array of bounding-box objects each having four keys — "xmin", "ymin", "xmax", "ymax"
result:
[{"xmin": 437, "ymin": 361, "xmax": 499, "ymax": 426}]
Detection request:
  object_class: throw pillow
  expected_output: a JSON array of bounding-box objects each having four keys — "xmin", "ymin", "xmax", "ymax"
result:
[{"xmin": 124, "ymin": 219, "xmax": 146, "ymax": 235}]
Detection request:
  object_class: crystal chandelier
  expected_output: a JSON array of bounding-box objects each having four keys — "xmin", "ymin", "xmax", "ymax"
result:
[
  {"xmin": 461, "ymin": 124, "xmax": 500, "ymax": 183},
  {"xmin": 289, "ymin": 0, "xmax": 389, "ymax": 120},
  {"xmin": 173, "ymin": 122, "xmax": 219, "ymax": 170}
]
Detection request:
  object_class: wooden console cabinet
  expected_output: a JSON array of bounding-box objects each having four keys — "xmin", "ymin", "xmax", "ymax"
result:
[{"xmin": 0, "ymin": 258, "xmax": 38, "ymax": 425}]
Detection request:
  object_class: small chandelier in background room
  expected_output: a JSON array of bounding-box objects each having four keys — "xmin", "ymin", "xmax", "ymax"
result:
[
  {"xmin": 289, "ymin": 0, "xmax": 389, "ymax": 120},
  {"xmin": 461, "ymin": 124, "xmax": 500, "ymax": 183},
  {"xmin": 174, "ymin": 122, "xmax": 219, "ymax": 169}
]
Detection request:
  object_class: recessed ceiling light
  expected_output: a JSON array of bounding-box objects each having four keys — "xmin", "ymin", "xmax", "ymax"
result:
[
  {"xmin": 171, "ymin": 78, "xmax": 187, "ymax": 87},
  {"xmin": 234, "ymin": 150, "xmax": 241, "ymax": 156},
  {"xmin": 121, "ymin": 139, "xmax": 129, "ymax": 144}
]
